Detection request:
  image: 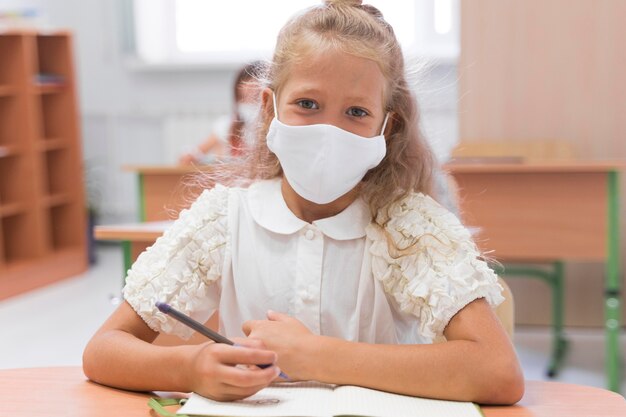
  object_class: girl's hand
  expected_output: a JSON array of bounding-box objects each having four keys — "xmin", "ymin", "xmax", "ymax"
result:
[
  {"xmin": 242, "ymin": 311, "xmax": 317, "ymax": 381},
  {"xmin": 184, "ymin": 337, "xmax": 281, "ymax": 401}
]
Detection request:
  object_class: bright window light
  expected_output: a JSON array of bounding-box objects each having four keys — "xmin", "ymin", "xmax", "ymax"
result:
[
  {"xmin": 434, "ymin": 0, "xmax": 453, "ymax": 35},
  {"xmin": 132, "ymin": 0, "xmax": 457, "ymax": 66},
  {"xmin": 174, "ymin": 0, "xmax": 416, "ymax": 56},
  {"xmin": 176, "ymin": 0, "xmax": 312, "ymax": 54}
]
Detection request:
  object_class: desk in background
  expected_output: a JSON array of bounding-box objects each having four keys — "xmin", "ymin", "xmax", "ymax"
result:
[
  {"xmin": 444, "ymin": 160, "xmax": 624, "ymax": 392},
  {"xmin": 125, "ymin": 165, "xmax": 215, "ymax": 221},
  {"xmin": 95, "ymin": 221, "xmax": 171, "ymax": 280},
  {"xmin": 1, "ymin": 367, "xmax": 624, "ymax": 417}
]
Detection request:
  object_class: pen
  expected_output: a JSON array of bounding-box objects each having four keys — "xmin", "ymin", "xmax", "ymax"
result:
[{"xmin": 155, "ymin": 301, "xmax": 288, "ymax": 379}]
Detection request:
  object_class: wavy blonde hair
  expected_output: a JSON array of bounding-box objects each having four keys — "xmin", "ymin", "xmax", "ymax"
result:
[{"xmin": 192, "ymin": 0, "xmax": 434, "ymax": 225}]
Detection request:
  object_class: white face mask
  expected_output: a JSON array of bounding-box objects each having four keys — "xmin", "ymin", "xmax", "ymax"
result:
[
  {"xmin": 237, "ymin": 103, "xmax": 257, "ymax": 125},
  {"xmin": 266, "ymin": 93, "xmax": 388, "ymax": 204}
]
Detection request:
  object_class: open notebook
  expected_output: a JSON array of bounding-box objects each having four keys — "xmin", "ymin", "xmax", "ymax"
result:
[{"xmin": 177, "ymin": 381, "xmax": 482, "ymax": 417}]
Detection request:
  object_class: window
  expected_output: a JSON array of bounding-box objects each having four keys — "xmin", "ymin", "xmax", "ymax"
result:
[{"xmin": 132, "ymin": 0, "xmax": 459, "ymax": 67}]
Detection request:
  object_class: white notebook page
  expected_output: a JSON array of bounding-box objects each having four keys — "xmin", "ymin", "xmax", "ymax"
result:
[
  {"xmin": 332, "ymin": 385, "xmax": 482, "ymax": 417},
  {"xmin": 177, "ymin": 381, "xmax": 333, "ymax": 417}
]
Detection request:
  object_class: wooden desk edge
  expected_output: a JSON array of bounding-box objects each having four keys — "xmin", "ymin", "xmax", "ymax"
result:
[
  {"xmin": 94, "ymin": 223, "xmax": 170, "ymax": 241},
  {"xmin": 123, "ymin": 164, "xmax": 216, "ymax": 174},
  {"xmin": 1, "ymin": 367, "xmax": 625, "ymax": 416},
  {"xmin": 444, "ymin": 160, "xmax": 626, "ymax": 173}
]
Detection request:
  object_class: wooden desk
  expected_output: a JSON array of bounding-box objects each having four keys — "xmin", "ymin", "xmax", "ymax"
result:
[
  {"xmin": 1, "ymin": 367, "xmax": 624, "ymax": 416},
  {"xmin": 444, "ymin": 161, "xmax": 624, "ymax": 391},
  {"xmin": 95, "ymin": 221, "xmax": 171, "ymax": 279},
  {"xmin": 125, "ymin": 165, "xmax": 215, "ymax": 222}
]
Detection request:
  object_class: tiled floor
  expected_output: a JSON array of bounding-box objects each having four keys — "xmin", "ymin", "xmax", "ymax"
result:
[{"xmin": 1, "ymin": 244, "xmax": 625, "ymax": 395}]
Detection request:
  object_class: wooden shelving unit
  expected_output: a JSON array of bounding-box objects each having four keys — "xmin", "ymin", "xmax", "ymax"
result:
[{"xmin": 0, "ymin": 30, "xmax": 87, "ymax": 300}]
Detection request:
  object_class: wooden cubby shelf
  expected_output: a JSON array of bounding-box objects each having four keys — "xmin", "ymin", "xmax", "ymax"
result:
[
  {"xmin": 0, "ymin": 30, "xmax": 87, "ymax": 300},
  {"xmin": 0, "ymin": 85, "xmax": 17, "ymax": 96}
]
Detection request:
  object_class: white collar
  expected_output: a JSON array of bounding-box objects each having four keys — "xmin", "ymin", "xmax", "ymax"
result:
[{"xmin": 247, "ymin": 178, "xmax": 371, "ymax": 240}]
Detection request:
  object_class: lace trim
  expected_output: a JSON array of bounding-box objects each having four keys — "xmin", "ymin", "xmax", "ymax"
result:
[{"xmin": 366, "ymin": 192, "xmax": 504, "ymax": 341}]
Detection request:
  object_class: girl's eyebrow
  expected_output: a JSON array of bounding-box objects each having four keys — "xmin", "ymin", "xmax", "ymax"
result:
[
  {"xmin": 288, "ymin": 86, "xmax": 323, "ymax": 96},
  {"xmin": 343, "ymin": 95, "xmax": 377, "ymax": 107}
]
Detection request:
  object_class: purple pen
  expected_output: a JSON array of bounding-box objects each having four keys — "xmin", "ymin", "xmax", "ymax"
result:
[{"xmin": 155, "ymin": 301, "xmax": 288, "ymax": 379}]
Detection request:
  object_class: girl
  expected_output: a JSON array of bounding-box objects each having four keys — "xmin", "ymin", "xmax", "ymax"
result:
[
  {"xmin": 83, "ymin": 0, "xmax": 524, "ymax": 405},
  {"xmin": 179, "ymin": 61, "xmax": 263, "ymax": 164}
]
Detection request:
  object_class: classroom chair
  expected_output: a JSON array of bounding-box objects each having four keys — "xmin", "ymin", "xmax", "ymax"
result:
[{"xmin": 495, "ymin": 277, "xmax": 515, "ymax": 339}]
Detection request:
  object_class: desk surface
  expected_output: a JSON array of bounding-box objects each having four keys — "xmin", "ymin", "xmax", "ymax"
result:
[
  {"xmin": 444, "ymin": 160, "xmax": 626, "ymax": 173},
  {"xmin": 94, "ymin": 221, "xmax": 172, "ymax": 241},
  {"xmin": 1, "ymin": 367, "xmax": 624, "ymax": 416},
  {"xmin": 124, "ymin": 164, "xmax": 216, "ymax": 174}
]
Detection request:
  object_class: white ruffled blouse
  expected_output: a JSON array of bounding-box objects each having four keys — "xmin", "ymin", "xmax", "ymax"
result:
[{"xmin": 123, "ymin": 178, "xmax": 503, "ymax": 344}]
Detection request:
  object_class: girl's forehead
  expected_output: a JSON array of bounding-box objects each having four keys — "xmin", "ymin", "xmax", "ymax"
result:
[{"xmin": 281, "ymin": 50, "xmax": 386, "ymax": 101}]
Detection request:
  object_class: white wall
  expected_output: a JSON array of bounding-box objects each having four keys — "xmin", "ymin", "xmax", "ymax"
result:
[{"xmin": 2, "ymin": 0, "xmax": 459, "ymax": 222}]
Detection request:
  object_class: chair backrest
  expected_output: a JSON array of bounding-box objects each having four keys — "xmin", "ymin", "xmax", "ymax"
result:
[{"xmin": 495, "ymin": 277, "xmax": 515, "ymax": 338}]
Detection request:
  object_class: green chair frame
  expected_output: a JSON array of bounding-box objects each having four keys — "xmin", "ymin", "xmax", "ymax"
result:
[{"xmin": 493, "ymin": 261, "xmax": 569, "ymax": 377}]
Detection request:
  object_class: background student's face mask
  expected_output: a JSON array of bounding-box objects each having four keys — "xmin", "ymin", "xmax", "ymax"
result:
[
  {"xmin": 237, "ymin": 103, "xmax": 257, "ymax": 125},
  {"xmin": 266, "ymin": 93, "xmax": 388, "ymax": 204}
]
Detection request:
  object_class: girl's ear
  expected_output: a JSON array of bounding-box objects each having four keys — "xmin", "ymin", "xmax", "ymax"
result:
[{"xmin": 260, "ymin": 87, "xmax": 275, "ymax": 119}]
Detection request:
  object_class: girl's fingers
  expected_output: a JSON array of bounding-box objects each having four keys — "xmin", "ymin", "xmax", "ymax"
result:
[
  {"xmin": 231, "ymin": 336, "xmax": 266, "ymax": 350},
  {"xmin": 211, "ymin": 343, "xmax": 277, "ymax": 367},
  {"xmin": 217, "ymin": 363, "xmax": 281, "ymax": 389}
]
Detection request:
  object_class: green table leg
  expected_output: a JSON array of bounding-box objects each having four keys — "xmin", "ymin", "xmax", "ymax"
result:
[
  {"xmin": 138, "ymin": 173, "xmax": 146, "ymax": 222},
  {"xmin": 122, "ymin": 240, "xmax": 132, "ymax": 286},
  {"xmin": 606, "ymin": 171, "xmax": 622, "ymax": 392}
]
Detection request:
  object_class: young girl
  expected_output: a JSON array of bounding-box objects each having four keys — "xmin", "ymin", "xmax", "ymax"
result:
[
  {"xmin": 179, "ymin": 61, "xmax": 263, "ymax": 164},
  {"xmin": 84, "ymin": 0, "xmax": 524, "ymax": 405}
]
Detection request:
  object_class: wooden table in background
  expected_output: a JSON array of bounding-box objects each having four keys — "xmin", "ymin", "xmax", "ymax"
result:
[
  {"xmin": 125, "ymin": 165, "xmax": 215, "ymax": 222},
  {"xmin": 1, "ymin": 367, "xmax": 624, "ymax": 417},
  {"xmin": 94, "ymin": 221, "xmax": 171, "ymax": 280},
  {"xmin": 444, "ymin": 160, "xmax": 624, "ymax": 392}
]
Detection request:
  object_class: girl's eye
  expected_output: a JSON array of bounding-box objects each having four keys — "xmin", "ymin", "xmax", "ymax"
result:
[
  {"xmin": 296, "ymin": 99, "xmax": 318, "ymax": 110},
  {"xmin": 348, "ymin": 107, "xmax": 368, "ymax": 118}
]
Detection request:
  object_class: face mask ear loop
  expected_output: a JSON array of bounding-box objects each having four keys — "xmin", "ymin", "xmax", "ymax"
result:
[
  {"xmin": 380, "ymin": 112, "xmax": 390, "ymax": 136},
  {"xmin": 272, "ymin": 91, "xmax": 279, "ymax": 121}
]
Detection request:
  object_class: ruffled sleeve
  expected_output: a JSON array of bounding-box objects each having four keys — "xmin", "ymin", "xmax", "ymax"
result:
[
  {"xmin": 123, "ymin": 184, "xmax": 230, "ymax": 339},
  {"xmin": 366, "ymin": 192, "xmax": 504, "ymax": 342}
]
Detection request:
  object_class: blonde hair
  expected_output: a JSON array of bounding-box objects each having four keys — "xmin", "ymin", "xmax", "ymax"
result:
[{"xmin": 191, "ymin": 0, "xmax": 434, "ymax": 225}]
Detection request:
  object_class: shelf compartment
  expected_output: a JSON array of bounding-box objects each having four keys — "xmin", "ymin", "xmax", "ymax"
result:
[
  {"xmin": 0, "ymin": 85, "xmax": 17, "ymax": 97},
  {"xmin": 35, "ymin": 83, "xmax": 65, "ymax": 95},
  {"xmin": 37, "ymin": 35, "xmax": 72, "ymax": 80},
  {"xmin": 0, "ymin": 155, "xmax": 30, "ymax": 206},
  {"xmin": 0, "ymin": 95, "xmax": 26, "ymax": 147},
  {"xmin": 0, "ymin": 144, "xmax": 20, "ymax": 158},
  {"xmin": 0, "ymin": 35, "xmax": 25, "ymax": 86},
  {"xmin": 39, "ymin": 93, "xmax": 73, "ymax": 139},
  {"xmin": 42, "ymin": 193, "xmax": 73, "ymax": 208},
  {"xmin": 48, "ymin": 203, "xmax": 84, "ymax": 251},
  {"xmin": 0, "ymin": 202, "xmax": 27, "ymax": 218},
  {"xmin": 36, "ymin": 138, "xmax": 68, "ymax": 152},
  {"xmin": 41, "ymin": 149, "xmax": 75, "ymax": 196},
  {"xmin": 1, "ymin": 212, "xmax": 39, "ymax": 262},
  {"xmin": 0, "ymin": 220, "xmax": 4, "ymax": 267}
]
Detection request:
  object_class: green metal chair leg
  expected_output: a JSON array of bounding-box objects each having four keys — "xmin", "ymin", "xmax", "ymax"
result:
[
  {"xmin": 497, "ymin": 261, "xmax": 569, "ymax": 378},
  {"xmin": 546, "ymin": 261, "xmax": 569, "ymax": 378}
]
